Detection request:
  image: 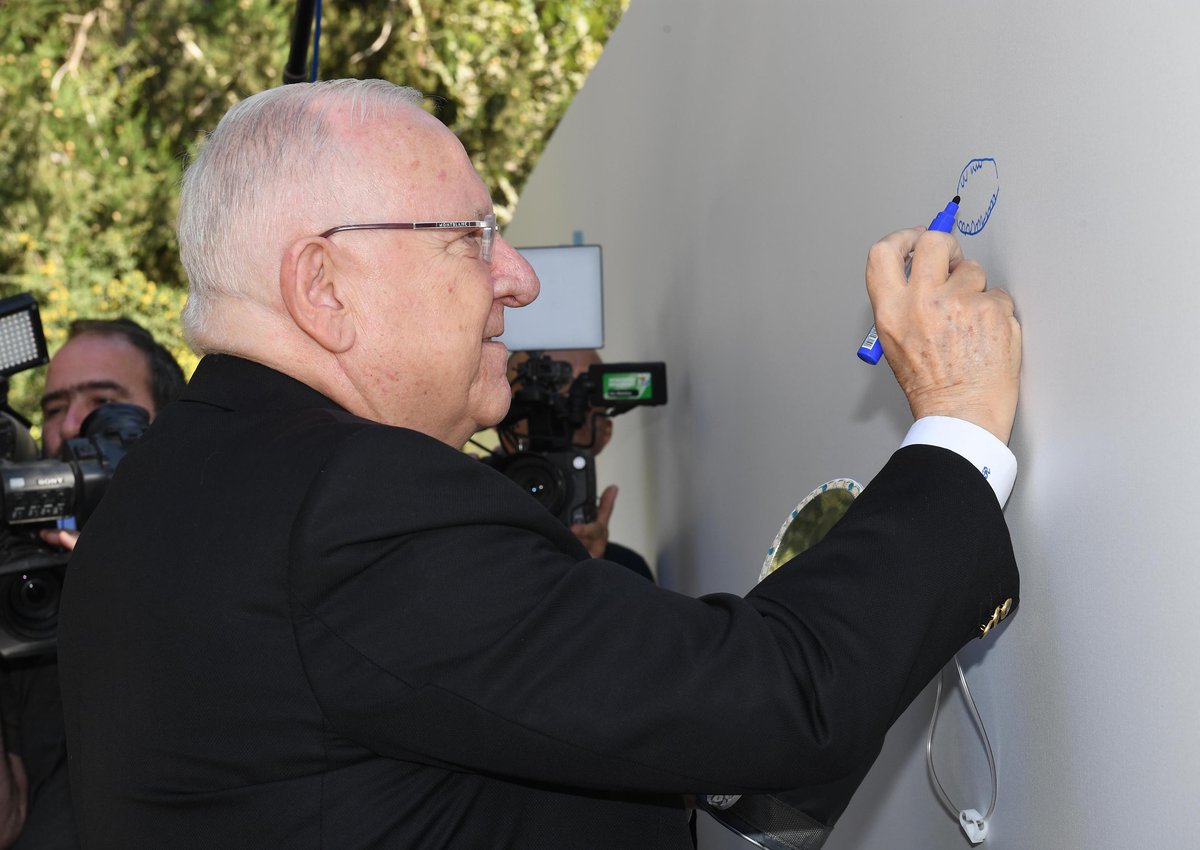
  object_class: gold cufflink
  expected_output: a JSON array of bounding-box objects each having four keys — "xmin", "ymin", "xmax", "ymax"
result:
[{"xmin": 980, "ymin": 598, "xmax": 1015, "ymax": 638}]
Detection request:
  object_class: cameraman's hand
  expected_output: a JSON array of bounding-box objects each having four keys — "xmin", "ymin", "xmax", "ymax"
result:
[
  {"xmin": 571, "ymin": 485, "xmax": 618, "ymax": 559},
  {"xmin": 867, "ymin": 228, "xmax": 1022, "ymax": 443},
  {"xmin": 38, "ymin": 529, "xmax": 79, "ymax": 552}
]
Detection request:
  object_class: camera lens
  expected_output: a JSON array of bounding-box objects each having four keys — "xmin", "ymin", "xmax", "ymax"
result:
[
  {"xmin": 500, "ymin": 454, "xmax": 567, "ymax": 516},
  {"xmin": 1, "ymin": 569, "xmax": 61, "ymax": 640}
]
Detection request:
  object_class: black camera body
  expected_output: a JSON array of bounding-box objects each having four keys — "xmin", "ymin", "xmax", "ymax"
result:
[
  {"xmin": 491, "ymin": 353, "xmax": 667, "ymax": 527},
  {"xmin": 494, "ymin": 447, "xmax": 597, "ymax": 527},
  {"xmin": 0, "ymin": 403, "xmax": 149, "ymax": 659}
]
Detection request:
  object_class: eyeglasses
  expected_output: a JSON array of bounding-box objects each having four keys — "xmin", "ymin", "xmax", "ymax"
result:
[{"xmin": 318, "ymin": 213, "xmax": 498, "ymax": 263}]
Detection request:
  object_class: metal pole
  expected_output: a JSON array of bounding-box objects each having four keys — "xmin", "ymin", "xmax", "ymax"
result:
[{"xmin": 282, "ymin": 0, "xmax": 317, "ymax": 84}]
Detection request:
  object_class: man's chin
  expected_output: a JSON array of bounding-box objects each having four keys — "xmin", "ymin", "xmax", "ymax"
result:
[
  {"xmin": 467, "ymin": 380, "xmax": 514, "ymax": 433},
  {"xmin": 479, "ymin": 397, "xmax": 512, "ymax": 431}
]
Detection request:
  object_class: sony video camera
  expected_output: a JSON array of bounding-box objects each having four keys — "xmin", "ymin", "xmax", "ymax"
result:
[
  {"xmin": 491, "ymin": 353, "xmax": 667, "ymax": 526},
  {"xmin": 0, "ymin": 293, "xmax": 150, "ymax": 658}
]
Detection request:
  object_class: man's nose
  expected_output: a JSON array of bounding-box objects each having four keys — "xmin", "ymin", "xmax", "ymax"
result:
[
  {"xmin": 61, "ymin": 401, "xmax": 91, "ymax": 442},
  {"xmin": 491, "ymin": 237, "xmax": 539, "ymax": 308}
]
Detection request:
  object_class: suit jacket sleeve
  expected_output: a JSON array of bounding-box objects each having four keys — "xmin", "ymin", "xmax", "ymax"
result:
[{"xmin": 288, "ymin": 428, "xmax": 1017, "ymax": 797}]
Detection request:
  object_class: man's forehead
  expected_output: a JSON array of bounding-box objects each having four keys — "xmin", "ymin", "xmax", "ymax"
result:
[
  {"xmin": 341, "ymin": 105, "xmax": 492, "ymax": 215},
  {"xmin": 45, "ymin": 334, "xmax": 150, "ymax": 392}
]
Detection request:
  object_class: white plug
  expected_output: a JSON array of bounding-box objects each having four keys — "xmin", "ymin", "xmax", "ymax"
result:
[{"xmin": 959, "ymin": 809, "xmax": 988, "ymax": 844}]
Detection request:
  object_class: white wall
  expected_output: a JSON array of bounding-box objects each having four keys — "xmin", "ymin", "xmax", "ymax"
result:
[{"xmin": 504, "ymin": 2, "xmax": 1200, "ymax": 847}]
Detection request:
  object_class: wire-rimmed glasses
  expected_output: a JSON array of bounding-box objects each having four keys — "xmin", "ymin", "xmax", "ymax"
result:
[{"xmin": 318, "ymin": 213, "xmax": 498, "ymax": 263}]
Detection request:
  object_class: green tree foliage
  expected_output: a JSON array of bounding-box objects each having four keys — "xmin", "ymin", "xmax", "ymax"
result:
[{"xmin": 0, "ymin": 0, "xmax": 627, "ymax": 438}]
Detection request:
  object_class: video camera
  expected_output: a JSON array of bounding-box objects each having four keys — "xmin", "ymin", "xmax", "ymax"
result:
[
  {"xmin": 486, "ymin": 242, "xmax": 668, "ymax": 528},
  {"xmin": 491, "ymin": 353, "xmax": 667, "ymax": 526},
  {"xmin": 0, "ymin": 294, "xmax": 149, "ymax": 659}
]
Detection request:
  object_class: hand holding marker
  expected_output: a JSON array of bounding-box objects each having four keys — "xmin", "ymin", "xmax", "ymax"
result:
[{"xmin": 857, "ymin": 196, "xmax": 960, "ymax": 364}]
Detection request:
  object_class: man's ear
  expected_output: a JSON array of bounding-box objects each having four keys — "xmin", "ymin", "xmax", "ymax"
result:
[{"xmin": 279, "ymin": 237, "xmax": 355, "ymax": 353}]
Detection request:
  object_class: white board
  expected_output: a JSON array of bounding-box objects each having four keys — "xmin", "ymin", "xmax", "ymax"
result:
[{"xmin": 506, "ymin": 2, "xmax": 1200, "ymax": 847}]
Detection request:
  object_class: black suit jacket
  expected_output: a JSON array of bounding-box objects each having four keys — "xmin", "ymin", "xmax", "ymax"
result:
[
  {"xmin": 601, "ymin": 542, "xmax": 654, "ymax": 582},
  {"xmin": 58, "ymin": 355, "xmax": 1017, "ymax": 849}
]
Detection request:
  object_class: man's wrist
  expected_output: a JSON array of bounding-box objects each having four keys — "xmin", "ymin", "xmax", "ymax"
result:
[{"xmin": 901, "ymin": 416, "xmax": 1017, "ymax": 507}]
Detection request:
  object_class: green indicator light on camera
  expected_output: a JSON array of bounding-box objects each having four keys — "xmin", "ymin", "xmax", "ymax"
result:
[
  {"xmin": 587, "ymin": 362, "xmax": 667, "ymax": 409},
  {"xmin": 601, "ymin": 372, "xmax": 653, "ymax": 401}
]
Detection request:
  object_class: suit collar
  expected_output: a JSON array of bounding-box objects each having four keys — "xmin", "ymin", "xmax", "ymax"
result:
[{"xmin": 181, "ymin": 354, "xmax": 345, "ymax": 414}]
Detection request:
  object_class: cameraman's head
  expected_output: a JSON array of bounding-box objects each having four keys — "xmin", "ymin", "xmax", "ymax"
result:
[
  {"xmin": 40, "ymin": 318, "xmax": 186, "ymax": 458},
  {"xmin": 506, "ymin": 349, "xmax": 613, "ymax": 454}
]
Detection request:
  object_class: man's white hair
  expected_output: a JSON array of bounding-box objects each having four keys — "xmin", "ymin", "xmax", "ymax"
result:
[{"xmin": 177, "ymin": 79, "xmax": 424, "ymax": 352}]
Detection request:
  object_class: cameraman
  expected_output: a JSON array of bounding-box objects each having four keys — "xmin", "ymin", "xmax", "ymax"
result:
[
  {"xmin": 36, "ymin": 319, "xmax": 185, "ymax": 551},
  {"xmin": 0, "ymin": 318, "xmax": 183, "ymax": 849},
  {"xmin": 502, "ymin": 349, "xmax": 655, "ymax": 582}
]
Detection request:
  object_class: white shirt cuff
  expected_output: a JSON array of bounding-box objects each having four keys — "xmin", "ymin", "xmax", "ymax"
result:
[{"xmin": 900, "ymin": 416, "xmax": 1017, "ymax": 508}]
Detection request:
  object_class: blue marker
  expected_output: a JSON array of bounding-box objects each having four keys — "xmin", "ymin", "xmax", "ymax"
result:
[{"xmin": 857, "ymin": 195, "xmax": 960, "ymax": 365}]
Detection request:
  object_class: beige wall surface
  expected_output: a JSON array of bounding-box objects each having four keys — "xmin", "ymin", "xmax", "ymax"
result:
[{"xmin": 504, "ymin": 2, "xmax": 1200, "ymax": 847}]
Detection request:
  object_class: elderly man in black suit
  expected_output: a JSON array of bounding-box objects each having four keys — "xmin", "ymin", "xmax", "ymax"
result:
[{"xmin": 58, "ymin": 79, "xmax": 1021, "ymax": 849}]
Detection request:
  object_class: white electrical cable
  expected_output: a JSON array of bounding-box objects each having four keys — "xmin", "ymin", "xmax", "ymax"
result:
[{"xmin": 926, "ymin": 653, "xmax": 997, "ymax": 844}]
